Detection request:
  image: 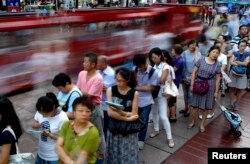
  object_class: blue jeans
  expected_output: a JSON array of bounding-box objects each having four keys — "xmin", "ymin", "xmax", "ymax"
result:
[
  {"xmin": 35, "ymin": 154, "xmax": 58, "ymax": 164},
  {"xmin": 138, "ymin": 104, "xmax": 152, "ymax": 142}
]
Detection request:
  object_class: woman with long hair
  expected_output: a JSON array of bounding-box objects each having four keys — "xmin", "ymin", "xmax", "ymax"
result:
[
  {"xmin": 0, "ymin": 95, "xmax": 23, "ymax": 163},
  {"xmin": 148, "ymin": 47, "xmax": 174, "ymax": 148}
]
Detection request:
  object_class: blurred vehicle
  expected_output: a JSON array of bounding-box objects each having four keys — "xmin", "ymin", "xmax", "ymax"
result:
[{"xmin": 0, "ymin": 4, "xmax": 202, "ymax": 95}]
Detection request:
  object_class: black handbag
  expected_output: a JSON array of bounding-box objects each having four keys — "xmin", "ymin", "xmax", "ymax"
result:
[{"xmin": 108, "ymin": 89, "xmax": 146, "ymax": 135}]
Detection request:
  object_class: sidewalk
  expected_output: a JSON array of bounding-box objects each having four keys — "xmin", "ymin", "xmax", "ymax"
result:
[{"xmin": 9, "ymin": 81, "xmax": 234, "ymax": 164}]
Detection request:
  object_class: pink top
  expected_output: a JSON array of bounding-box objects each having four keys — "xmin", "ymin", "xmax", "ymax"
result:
[{"xmin": 77, "ymin": 71, "xmax": 103, "ymax": 105}]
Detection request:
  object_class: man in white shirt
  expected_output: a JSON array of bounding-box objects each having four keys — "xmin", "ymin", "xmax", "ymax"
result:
[{"xmin": 97, "ymin": 55, "xmax": 116, "ymax": 139}]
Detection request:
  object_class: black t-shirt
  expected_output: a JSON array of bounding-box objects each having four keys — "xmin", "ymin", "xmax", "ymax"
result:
[
  {"xmin": 111, "ymin": 86, "xmax": 135, "ymax": 112},
  {"xmin": 0, "ymin": 130, "xmax": 16, "ymax": 155}
]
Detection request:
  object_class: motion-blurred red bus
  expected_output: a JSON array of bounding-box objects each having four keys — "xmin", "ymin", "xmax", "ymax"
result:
[{"xmin": 0, "ymin": 4, "xmax": 202, "ymax": 95}]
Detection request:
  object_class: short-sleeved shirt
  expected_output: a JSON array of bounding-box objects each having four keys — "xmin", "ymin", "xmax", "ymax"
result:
[
  {"xmin": 195, "ymin": 57, "xmax": 221, "ymax": 78},
  {"xmin": 34, "ymin": 109, "xmax": 68, "ymax": 161},
  {"xmin": 217, "ymin": 53, "xmax": 227, "ymax": 66},
  {"xmin": 0, "ymin": 130, "xmax": 16, "ymax": 155},
  {"xmin": 77, "ymin": 71, "xmax": 103, "ymax": 105},
  {"xmin": 135, "ymin": 65, "xmax": 158, "ymax": 107},
  {"xmin": 97, "ymin": 66, "xmax": 116, "ymax": 111},
  {"xmin": 59, "ymin": 121, "xmax": 99, "ymax": 164},
  {"xmin": 172, "ymin": 56, "xmax": 184, "ymax": 87},
  {"xmin": 58, "ymin": 86, "xmax": 82, "ymax": 113}
]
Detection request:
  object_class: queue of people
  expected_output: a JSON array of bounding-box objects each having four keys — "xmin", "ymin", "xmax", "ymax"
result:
[{"xmin": 1, "ymin": 17, "xmax": 250, "ymax": 164}]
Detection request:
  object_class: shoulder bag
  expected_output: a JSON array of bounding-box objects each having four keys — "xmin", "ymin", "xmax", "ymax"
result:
[
  {"xmin": 162, "ymin": 67, "xmax": 179, "ymax": 97},
  {"xmin": 193, "ymin": 62, "xmax": 218, "ymax": 95},
  {"xmin": 231, "ymin": 52, "xmax": 248, "ymax": 76},
  {"xmin": 108, "ymin": 89, "xmax": 146, "ymax": 135},
  {"xmin": 3, "ymin": 127, "xmax": 35, "ymax": 164}
]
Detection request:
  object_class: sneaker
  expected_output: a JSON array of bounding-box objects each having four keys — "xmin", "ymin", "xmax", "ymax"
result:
[
  {"xmin": 168, "ymin": 139, "xmax": 175, "ymax": 148},
  {"xmin": 207, "ymin": 113, "xmax": 214, "ymax": 119},
  {"xmin": 138, "ymin": 141, "xmax": 144, "ymax": 150},
  {"xmin": 199, "ymin": 114, "xmax": 202, "ymax": 120},
  {"xmin": 149, "ymin": 131, "xmax": 159, "ymax": 138}
]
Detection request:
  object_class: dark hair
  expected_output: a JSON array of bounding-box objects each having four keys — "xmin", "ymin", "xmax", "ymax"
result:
[
  {"xmin": 72, "ymin": 96, "xmax": 93, "ymax": 112},
  {"xmin": 133, "ymin": 54, "xmax": 147, "ymax": 66},
  {"xmin": 52, "ymin": 73, "xmax": 72, "ymax": 87},
  {"xmin": 115, "ymin": 67, "xmax": 137, "ymax": 88},
  {"xmin": 0, "ymin": 96, "xmax": 23, "ymax": 139},
  {"xmin": 172, "ymin": 44, "xmax": 183, "ymax": 55},
  {"xmin": 36, "ymin": 96, "xmax": 54, "ymax": 113},
  {"xmin": 162, "ymin": 50, "xmax": 173, "ymax": 65},
  {"xmin": 239, "ymin": 24, "xmax": 248, "ymax": 30},
  {"xmin": 238, "ymin": 40, "xmax": 248, "ymax": 47},
  {"xmin": 208, "ymin": 46, "xmax": 221, "ymax": 55},
  {"xmin": 213, "ymin": 40, "xmax": 221, "ymax": 46},
  {"xmin": 148, "ymin": 47, "xmax": 164, "ymax": 66},
  {"xmin": 85, "ymin": 52, "xmax": 98, "ymax": 65},
  {"xmin": 218, "ymin": 35, "xmax": 229, "ymax": 42},
  {"xmin": 199, "ymin": 34, "xmax": 207, "ymax": 43},
  {"xmin": 187, "ymin": 40, "xmax": 197, "ymax": 47},
  {"xmin": 46, "ymin": 92, "xmax": 59, "ymax": 108}
]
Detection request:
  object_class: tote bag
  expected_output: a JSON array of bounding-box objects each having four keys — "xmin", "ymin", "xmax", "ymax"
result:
[{"xmin": 3, "ymin": 127, "xmax": 35, "ymax": 164}]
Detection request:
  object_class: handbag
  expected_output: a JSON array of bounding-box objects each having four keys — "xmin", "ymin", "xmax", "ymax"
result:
[
  {"xmin": 108, "ymin": 108, "xmax": 146, "ymax": 135},
  {"xmin": 162, "ymin": 68, "xmax": 179, "ymax": 97},
  {"xmin": 192, "ymin": 61, "xmax": 218, "ymax": 95},
  {"xmin": 192, "ymin": 79, "xmax": 210, "ymax": 95},
  {"xmin": 162, "ymin": 81, "xmax": 179, "ymax": 97},
  {"xmin": 3, "ymin": 127, "xmax": 35, "ymax": 164},
  {"xmin": 231, "ymin": 66, "xmax": 247, "ymax": 76},
  {"xmin": 108, "ymin": 89, "xmax": 146, "ymax": 135}
]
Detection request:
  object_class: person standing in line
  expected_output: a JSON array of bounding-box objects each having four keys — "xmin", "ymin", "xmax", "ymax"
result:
[
  {"xmin": 76, "ymin": 52, "xmax": 105, "ymax": 162},
  {"xmin": 133, "ymin": 54, "xmax": 159, "ymax": 150},
  {"xmin": 52, "ymin": 73, "xmax": 82, "ymax": 120},
  {"xmin": 105, "ymin": 67, "xmax": 139, "ymax": 163},
  {"xmin": 180, "ymin": 40, "xmax": 202, "ymax": 117},
  {"xmin": 168, "ymin": 44, "xmax": 184, "ymax": 122},
  {"xmin": 228, "ymin": 40, "xmax": 250, "ymax": 111},
  {"xmin": 188, "ymin": 46, "xmax": 221, "ymax": 133},
  {"xmin": 32, "ymin": 92, "xmax": 69, "ymax": 164},
  {"xmin": 148, "ymin": 47, "xmax": 174, "ymax": 148},
  {"xmin": 0, "ymin": 96, "xmax": 23, "ymax": 164},
  {"xmin": 199, "ymin": 41, "xmax": 227, "ymax": 120},
  {"xmin": 56, "ymin": 96, "xmax": 100, "ymax": 164},
  {"xmin": 97, "ymin": 55, "xmax": 116, "ymax": 140}
]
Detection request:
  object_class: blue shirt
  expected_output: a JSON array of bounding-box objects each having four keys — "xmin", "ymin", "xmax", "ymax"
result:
[
  {"xmin": 98, "ymin": 66, "xmax": 116, "ymax": 111},
  {"xmin": 57, "ymin": 86, "xmax": 82, "ymax": 113},
  {"xmin": 136, "ymin": 65, "xmax": 158, "ymax": 107}
]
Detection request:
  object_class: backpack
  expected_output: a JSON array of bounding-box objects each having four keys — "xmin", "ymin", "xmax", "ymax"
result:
[
  {"xmin": 135, "ymin": 67, "xmax": 160, "ymax": 99},
  {"xmin": 62, "ymin": 91, "xmax": 81, "ymax": 112}
]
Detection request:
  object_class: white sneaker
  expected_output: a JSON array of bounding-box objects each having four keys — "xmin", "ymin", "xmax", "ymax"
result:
[
  {"xmin": 199, "ymin": 114, "xmax": 202, "ymax": 120},
  {"xmin": 138, "ymin": 141, "xmax": 144, "ymax": 150},
  {"xmin": 168, "ymin": 139, "xmax": 175, "ymax": 148},
  {"xmin": 207, "ymin": 113, "xmax": 214, "ymax": 119}
]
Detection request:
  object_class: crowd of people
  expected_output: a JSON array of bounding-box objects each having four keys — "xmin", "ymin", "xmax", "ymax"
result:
[{"xmin": 1, "ymin": 12, "xmax": 250, "ymax": 164}]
